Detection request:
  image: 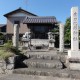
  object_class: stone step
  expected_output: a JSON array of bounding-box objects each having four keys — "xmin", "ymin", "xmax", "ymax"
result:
[
  {"xmin": 13, "ymin": 68, "xmax": 80, "ymax": 79},
  {"xmin": 23, "ymin": 59, "xmax": 63, "ymax": 69},
  {"xmin": 25, "ymin": 51, "xmax": 61, "ymax": 60},
  {"xmin": 26, "ymin": 49, "xmax": 49, "ymax": 52},
  {"xmin": 25, "ymin": 51, "xmax": 67, "ymax": 63}
]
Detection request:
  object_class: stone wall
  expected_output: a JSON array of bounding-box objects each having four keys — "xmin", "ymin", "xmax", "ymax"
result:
[{"xmin": 0, "ymin": 56, "xmax": 15, "ymax": 74}]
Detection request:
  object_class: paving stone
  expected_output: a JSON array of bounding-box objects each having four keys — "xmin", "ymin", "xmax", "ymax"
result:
[
  {"xmin": 0, "ymin": 74, "xmax": 79, "ymax": 80},
  {"xmin": 13, "ymin": 68, "xmax": 80, "ymax": 79}
]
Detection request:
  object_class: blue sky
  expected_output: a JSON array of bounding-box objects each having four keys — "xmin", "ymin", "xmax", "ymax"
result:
[{"xmin": 0, "ymin": 0, "xmax": 80, "ymax": 25}]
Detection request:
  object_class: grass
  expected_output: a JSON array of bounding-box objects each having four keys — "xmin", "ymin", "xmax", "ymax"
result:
[
  {"xmin": 0, "ymin": 49, "xmax": 14, "ymax": 60},
  {"xmin": 0, "ymin": 41, "xmax": 22, "ymax": 60}
]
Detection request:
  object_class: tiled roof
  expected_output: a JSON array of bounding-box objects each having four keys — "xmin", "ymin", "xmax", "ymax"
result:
[{"xmin": 23, "ymin": 16, "xmax": 57, "ymax": 24}]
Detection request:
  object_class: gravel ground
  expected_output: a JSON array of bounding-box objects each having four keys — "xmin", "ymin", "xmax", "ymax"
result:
[
  {"xmin": 0, "ymin": 74, "xmax": 9, "ymax": 78},
  {"xmin": 0, "ymin": 74, "xmax": 79, "ymax": 80}
]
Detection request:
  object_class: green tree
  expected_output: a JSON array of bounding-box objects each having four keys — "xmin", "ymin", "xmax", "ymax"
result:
[
  {"xmin": 51, "ymin": 25, "xmax": 59, "ymax": 34},
  {"xmin": 0, "ymin": 33, "xmax": 5, "ymax": 40},
  {"xmin": 64, "ymin": 17, "xmax": 71, "ymax": 44}
]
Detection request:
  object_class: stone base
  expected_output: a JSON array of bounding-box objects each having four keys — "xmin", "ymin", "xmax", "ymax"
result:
[
  {"xmin": 66, "ymin": 58, "xmax": 80, "ymax": 70},
  {"xmin": 24, "ymin": 43, "xmax": 28, "ymax": 47},
  {"xmin": 49, "ymin": 43, "xmax": 54, "ymax": 50},
  {"xmin": 68, "ymin": 50, "xmax": 80, "ymax": 59},
  {"xmin": 69, "ymin": 63, "xmax": 80, "ymax": 70},
  {"xmin": 67, "ymin": 50, "xmax": 80, "ymax": 70}
]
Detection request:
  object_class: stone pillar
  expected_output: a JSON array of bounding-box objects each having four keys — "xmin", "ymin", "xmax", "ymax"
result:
[
  {"xmin": 59, "ymin": 23, "xmax": 64, "ymax": 52},
  {"xmin": 67, "ymin": 7, "xmax": 80, "ymax": 70},
  {"xmin": 68, "ymin": 7, "xmax": 79, "ymax": 58},
  {"xmin": 13, "ymin": 24, "xmax": 19, "ymax": 48},
  {"xmin": 71, "ymin": 7, "xmax": 79, "ymax": 51}
]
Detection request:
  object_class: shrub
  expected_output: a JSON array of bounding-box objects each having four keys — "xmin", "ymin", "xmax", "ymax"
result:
[
  {"xmin": 4, "ymin": 40, "xmax": 12, "ymax": 51},
  {"xmin": 0, "ymin": 50, "xmax": 14, "ymax": 60},
  {"xmin": 0, "ymin": 40, "xmax": 21, "ymax": 60},
  {"xmin": 10, "ymin": 47, "xmax": 21, "ymax": 55},
  {"xmin": 0, "ymin": 33, "xmax": 4, "ymax": 40}
]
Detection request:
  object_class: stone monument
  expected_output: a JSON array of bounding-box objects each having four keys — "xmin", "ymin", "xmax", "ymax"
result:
[
  {"xmin": 67, "ymin": 7, "xmax": 80, "ymax": 70},
  {"xmin": 13, "ymin": 24, "xmax": 19, "ymax": 48},
  {"xmin": 59, "ymin": 23, "xmax": 64, "ymax": 52}
]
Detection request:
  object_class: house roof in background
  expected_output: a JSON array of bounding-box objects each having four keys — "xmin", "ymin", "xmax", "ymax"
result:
[
  {"xmin": 23, "ymin": 16, "xmax": 57, "ymax": 24},
  {"xmin": 0, "ymin": 24, "xmax": 6, "ymax": 28},
  {"xmin": 4, "ymin": 7, "xmax": 37, "ymax": 17}
]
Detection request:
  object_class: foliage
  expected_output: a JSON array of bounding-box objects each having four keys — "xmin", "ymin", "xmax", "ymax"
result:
[
  {"xmin": 51, "ymin": 26, "xmax": 59, "ymax": 34},
  {"xmin": 0, "ymin": 50, "xmax": 14, "ymax": 60},
  {"xmin": 4, "ymin": 40, "xmax": 13, "ymax": 51},
  {"xmin": 64, "ymin": 17, "xmax": 71, "ymax": 44},
  {"xmin": 0, "ymin": 33, "xmax": 5, "ymax": 40},
  {"xmin": 0, "ymin": 40, "xmax": 21, "ymax": 60},
  {"xmin": 10, "ymin": 47, "xmax": 21, "ymax": 55}
]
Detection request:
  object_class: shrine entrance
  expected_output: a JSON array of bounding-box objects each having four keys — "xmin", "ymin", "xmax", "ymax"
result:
[
  {"xmin": 34, "ymin": 32, "xmax": 48, "ymax": 39},
  {"xmin": 28, "ymin": 24, "xmax": 54, "ymax": 39},
  {"xmin": 23, "ymin": 16, "xmax": 58, "ymax": 49},
  {"xmin": 32, "ymin": 26, "xmax": 48, "ymax": 39}
]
